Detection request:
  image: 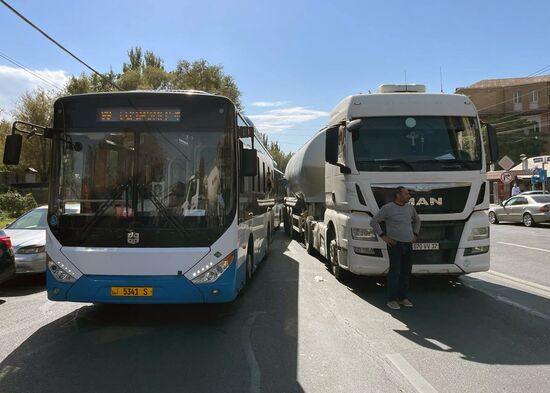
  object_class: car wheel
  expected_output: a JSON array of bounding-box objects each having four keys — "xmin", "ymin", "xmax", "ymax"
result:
[
  {"xmin": 522, "ymin": 213, "xmax": 535, "ymax": 227},
  {"xmin": 488, "ymin": 211, "xmax": 499, "ymax": 224}
]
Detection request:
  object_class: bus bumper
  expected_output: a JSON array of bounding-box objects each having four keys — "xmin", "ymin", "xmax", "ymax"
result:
[{"xmin": 46, "ymin": 261, "xmax": 239, "ymax": 304}]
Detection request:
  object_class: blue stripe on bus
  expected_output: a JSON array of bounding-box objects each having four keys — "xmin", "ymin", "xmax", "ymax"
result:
[{"xmin": 46, "ymin": 259, "xmax": 243, "ymax": 304}]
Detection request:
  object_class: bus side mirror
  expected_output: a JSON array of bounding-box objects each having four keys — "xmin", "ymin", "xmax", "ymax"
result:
[
  {"xmin": 241, "ymin": 148, "xmax": 258, "ymax": 177},
  {"xmin": 3, "ymin": 134, "xmax": 23, "ymax": 165},
  {"xmin": 486, "ymin": 124, "xmax": 499, "ymax": 164},
  {"xmin": 325, "ymin": 127, "xmax": 338, "ymax": 164},
  {"xmin": 238, "ymin": 126, "xmax": 255, "ymax": 138}
]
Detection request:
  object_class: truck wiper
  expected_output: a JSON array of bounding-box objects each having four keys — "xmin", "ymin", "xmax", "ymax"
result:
[{"xmin": 375, "ymin": 159, "xmax": 415, "ymax": 170}]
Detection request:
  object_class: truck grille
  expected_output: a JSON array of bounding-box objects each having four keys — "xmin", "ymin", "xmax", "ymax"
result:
[
  {"xmin": 371, "ymin": 184, "xmax": 471, "ymax": 214},
  {"xmin": 412, "ymin": 221, "xmax": 465, "ymax": 265}
]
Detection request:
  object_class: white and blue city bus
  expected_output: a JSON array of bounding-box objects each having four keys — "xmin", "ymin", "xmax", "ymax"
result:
[{"xmin": 3, "ymin": 91, "xmax": 276, "ymax": 303}]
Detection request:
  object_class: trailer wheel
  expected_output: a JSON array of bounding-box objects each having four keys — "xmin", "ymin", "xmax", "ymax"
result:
[
  {"xmin": 329, "ymin": 239, "xmax": 350, "ymax": 282},
  {"xmin": 305, "ymin": 217, "xmax": 314, "ymax": 255},
  {"xmin": 283, "ymin": 208, "xmax": 291, "ymax": 235}
]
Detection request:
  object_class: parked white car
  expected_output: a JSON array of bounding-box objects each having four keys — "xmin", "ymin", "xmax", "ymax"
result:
[{"xmin": 3, "ymin": 206, "xmax": 48, "ymax": 274}]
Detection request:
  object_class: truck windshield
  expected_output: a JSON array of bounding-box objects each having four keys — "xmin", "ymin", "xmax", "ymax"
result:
[
  {"xmin": 351, "ymin": 116, "xmax": 482, "ymax": 171},
  {"xmin": 53, "ymin": 127, "xmax": 235, "ymax": 247}
]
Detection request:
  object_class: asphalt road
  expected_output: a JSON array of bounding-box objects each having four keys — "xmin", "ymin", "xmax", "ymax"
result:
[{"xmin": 1, "ymin": 225, "xmax": 549, "ymax": 393}]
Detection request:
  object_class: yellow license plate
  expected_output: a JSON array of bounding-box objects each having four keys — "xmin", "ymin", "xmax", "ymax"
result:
[{"xmin": 111, "ymin": 287, "xmax": 153, "ymax": 297}]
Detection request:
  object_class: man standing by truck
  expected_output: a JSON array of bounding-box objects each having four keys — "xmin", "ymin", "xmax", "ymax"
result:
[{"xmin": 370, "ymin": 186, "xmax": 421, "ymax": 310}]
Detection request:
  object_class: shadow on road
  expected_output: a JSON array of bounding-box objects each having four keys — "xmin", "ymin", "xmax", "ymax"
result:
[
  {"xmin": 346, "ymin": 274, "xmax": 550, "ymax": 366},
  {"xmin": 0, "ymin": 232, "xmax": 305, "ymax": 393},
  {"xmin": 0, "ymin": 274, "xmax": 45, "ymax": 297}
]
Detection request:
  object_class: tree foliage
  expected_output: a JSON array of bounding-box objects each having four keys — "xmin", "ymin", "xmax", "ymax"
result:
[
  {"xmin": 484, "ymin": 115, "xmax": 545, "ymax": 163},
  {"xmin": 259, "ymin": 133, "xmax": 293, "ymax": 172},
  {"xmin": 66, "ymin": 47, "xmax": 241, "ymax": 107},
  {"xmin": 1, "ymin": 88, "xmax": 58, "ymax": 179},
  {"xmin": 0, "ymin": 190, "xmax": 38, "ymax": 217}
]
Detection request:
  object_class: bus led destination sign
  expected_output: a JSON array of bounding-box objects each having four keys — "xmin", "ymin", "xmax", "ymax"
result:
[{"xmin": 98, "ymin": 108, "xmax": 181, "ymax": 122}]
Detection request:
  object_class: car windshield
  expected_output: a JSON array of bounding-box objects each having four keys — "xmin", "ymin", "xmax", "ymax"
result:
[
  {"xmin": 532, "ymin": 195, "xmax": 550, "ymax": 203},
  {"xmin": 8, "ymin": 209, "xmax": 47, "ymax": 230},
  {"xmin": 352, "ymin": 116, "xmax": 482, "ymax": 171}
]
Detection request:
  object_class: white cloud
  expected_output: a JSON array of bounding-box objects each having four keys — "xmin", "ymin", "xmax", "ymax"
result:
[
  {"xmin": 0, "ymin": 65, "xmax": 69, "ymax": 118},
  {"xmin": 248, "ymin": 106, "xmax": 329, "ymax": 134},
  {"xmin": 251, "ymin": 100, "xmax": 289, "ymax": 107}
]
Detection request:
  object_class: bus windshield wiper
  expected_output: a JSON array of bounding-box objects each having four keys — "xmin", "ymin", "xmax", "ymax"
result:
[
  {"xmin": 137, "ymin": 184, "xmax": 191, "ymax": 240},
  {"xmin": 80, "ymin": 181, "xmax": 130, "ymax": 242}
]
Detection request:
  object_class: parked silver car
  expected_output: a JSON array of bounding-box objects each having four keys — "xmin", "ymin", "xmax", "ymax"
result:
[
  {"xmin": 488, "ymin": 195, "xmax": 550, "ymax": 227},
  {"xmin": 3, "ymin": 206, "xmax": 47, "ymax": 274}
]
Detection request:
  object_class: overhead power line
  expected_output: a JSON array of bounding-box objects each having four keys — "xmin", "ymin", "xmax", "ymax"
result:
[
  {"xmin": 0, "ymin": 0, "xmax": 121, "ymax": 91},
  {"xmin": 0, "ymin": 51, "xmax": 64, "ymax": 91}
]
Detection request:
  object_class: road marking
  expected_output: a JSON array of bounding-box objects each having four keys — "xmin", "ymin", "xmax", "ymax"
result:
[
  {"xmin": 461, "ymin": 278, "xmax": 550, "ymax": 322},
  {"xmin": 497, "ymin": 241, "xmax": 550, "ymax": 253},
  {"xmin": 386, "ymin": 353, "xmax": 438, "ymax": 393},
  {"xmin": 241, "ymin": 312, "xmax": 264, "ymax": 393},
  {"xmin": 0, "ymin": 365, "xmax": 20, "ymax": 382},
  {"xmin": 485, "ymin": 271, "xmax": 550, "ymax": 297}
]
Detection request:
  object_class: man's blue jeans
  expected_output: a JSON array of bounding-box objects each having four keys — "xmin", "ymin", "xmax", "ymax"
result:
[{"xmin": 387, "ymin": 242, "xmax": 413, "ymax": 301}]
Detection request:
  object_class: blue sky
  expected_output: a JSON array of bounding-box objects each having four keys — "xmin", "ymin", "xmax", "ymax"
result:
[{"xmin": 1, "ymin": 0, "xmax": 550, "ymax": 152}]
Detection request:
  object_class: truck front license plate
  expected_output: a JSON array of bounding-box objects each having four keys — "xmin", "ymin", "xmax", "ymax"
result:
[{"xmin": 412, "ymin": 243, "xmax": 439, "ymax": 251}]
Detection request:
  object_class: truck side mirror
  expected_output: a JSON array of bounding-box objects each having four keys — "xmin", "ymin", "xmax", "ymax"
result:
[
  {"xmin": 241, "ymin": 148, "xmax": 258, "ymax": 177},
  {"xmin": 486, "ymin": 124, "xmax": 499, "ymax": 164},
  {"xmin": 325, "ymin": 127, "xmax": 338, "ymax": 164},
  {"xmin": 3, "ymin": 134, "xmax": 23, "ymax": 165}
]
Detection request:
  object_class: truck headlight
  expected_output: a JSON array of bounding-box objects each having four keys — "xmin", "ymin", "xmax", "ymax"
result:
[
  {"xmin": 351, "ymin": 227, "xmax": 377, "ymax": 241},
  {"xmin": 18, "ymin": 245, "xmax": 45, "ymax": 254},
  {"xmin": 468, "ymin": 227, "xmax": 489, "ymax": 241},
  {"xmin": 47, "ymin": 256, "xmax": 77, "ymax": 283},
  {"xmin": 191, "ymin": 252, "xmax": 235, "ymax": 284},
  {"xmin": 464, "ymin": 246, "xmax": 489, "ymax": 256}
]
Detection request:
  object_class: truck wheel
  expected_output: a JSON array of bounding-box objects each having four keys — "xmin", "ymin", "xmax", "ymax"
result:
[
  {"xmin": 283, "ymin": 208, "xmax": 291, "ymax": 235},
  {"xmin": 305, "ymin": 218, "xmax": 314, "ymax": 255},
  {"xmin": 329, "ymin": 239, "xmax": 349, "ymax": 282}
]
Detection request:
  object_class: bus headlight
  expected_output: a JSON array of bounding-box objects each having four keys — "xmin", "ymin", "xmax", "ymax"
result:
[
  {"xmin": 191, "ymin": 252, "xmax": 235, "ymax": 284},
  {"xmin": 468, "ymin": 227, "xmax": 489, "ymax": 241},
  {"xmin": 47, "ymin": 256, "xmax": 77, "ymax": 283},
  {"xmin": 351, "ymin": 227, "xmax": 377, "ymax": 241}
]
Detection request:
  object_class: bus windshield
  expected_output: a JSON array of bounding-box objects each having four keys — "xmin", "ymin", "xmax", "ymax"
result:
[
  {"xmin": 53, "ymin": 127, "xmax": 235, "ymax": 247},
  {"xmin": 351, "ymin": 116, "xmax": 482, "ymax": 171}
]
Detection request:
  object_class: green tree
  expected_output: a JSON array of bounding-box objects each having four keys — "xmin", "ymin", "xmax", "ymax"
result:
[
  {"xmin": 259, "ymin": 132, "xmax": 293, "ymax": 172},
  {"xmin": 65, "ymin": 47, "xmax": 241, "ymax": 106},
  {"xmin": 9, "ymin": 88, "xmax": 58, "ymax": 180},
  {"xmin": 171, "ymin": 59, "xmax": 241, "ymax": 108},
  {"xmin": 484, "ymin": 115, "xmax": 545, "ymax": 163}
]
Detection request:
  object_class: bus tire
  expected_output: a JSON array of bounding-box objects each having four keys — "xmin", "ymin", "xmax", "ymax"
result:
[
  {"xmin": 265, "ymin": 225, "xmax": 271, "ymax": 259},
  {"xmin": 245, "ymin": 240, "xmax": 254, "ymax": 285}
]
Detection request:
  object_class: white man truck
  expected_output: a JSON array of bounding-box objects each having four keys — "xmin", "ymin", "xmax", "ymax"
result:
[{"xmin": 283, "ymin": 84, "xmax": 499, "ymax": 280}]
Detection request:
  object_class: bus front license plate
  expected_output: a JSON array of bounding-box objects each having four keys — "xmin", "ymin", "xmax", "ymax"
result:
[
  {"xmin": 412, "ymin": 243, "xmax": 439, "ymax": 251},
  {"xmin": 111, "ymin": 287, "xmax": 153, "ymax": 297}
]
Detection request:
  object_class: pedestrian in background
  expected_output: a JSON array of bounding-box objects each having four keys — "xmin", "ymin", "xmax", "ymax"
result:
[
  {"xmin": 511, "ymin": 183, "xmax": 521, "ymax": 196},
  {"xmin": 370, "ymin": 186, "xmax": 421, "ymax": 310}
]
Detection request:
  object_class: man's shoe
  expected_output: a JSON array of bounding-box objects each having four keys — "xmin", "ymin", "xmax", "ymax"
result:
[
  {"xmin": 399, "ymin": 299, "xmax": 413, "ymax": 307},
  {"xmin": 387, "ymin": 301, "xmax": 401, "ymax": 310}
]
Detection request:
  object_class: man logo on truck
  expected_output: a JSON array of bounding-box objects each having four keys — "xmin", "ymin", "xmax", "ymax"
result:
[{"xmin": 409, "ymin": 197, "xmax": 443, "ymax": 206}]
